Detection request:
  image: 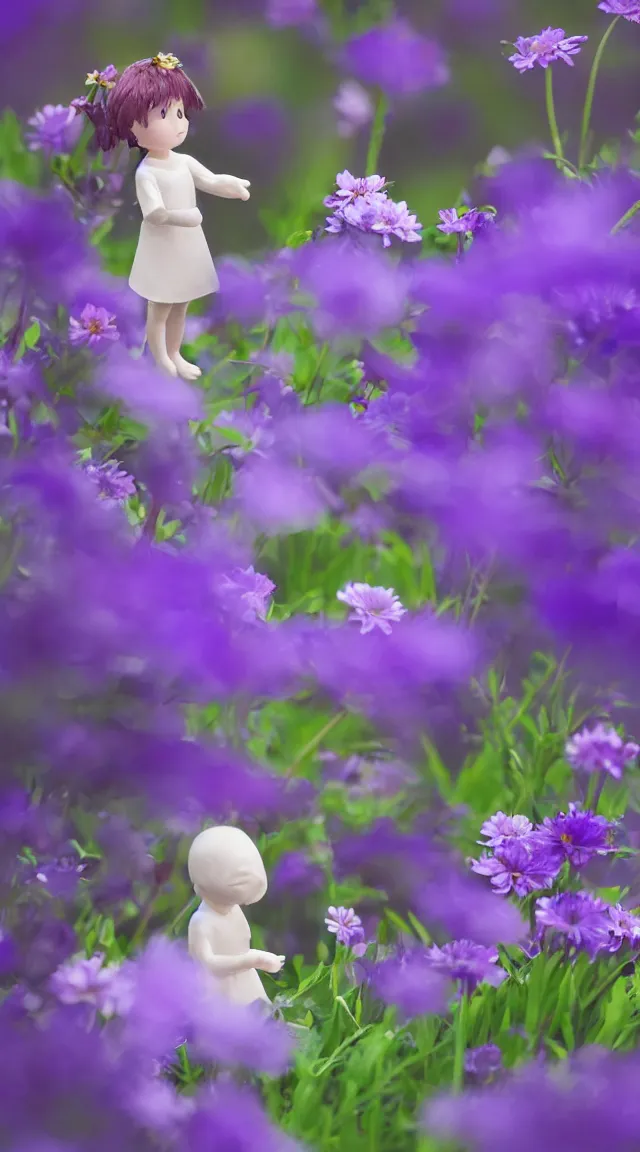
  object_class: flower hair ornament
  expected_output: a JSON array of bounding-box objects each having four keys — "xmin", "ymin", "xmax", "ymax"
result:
[{"xmin": 151, "ymin": 52, "xmax": 182, "ymax": 70}]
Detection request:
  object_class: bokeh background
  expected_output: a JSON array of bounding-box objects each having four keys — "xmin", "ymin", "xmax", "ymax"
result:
[{"xmin": 3, "ymin": 0, "xmax": 640, "ymax": 259}]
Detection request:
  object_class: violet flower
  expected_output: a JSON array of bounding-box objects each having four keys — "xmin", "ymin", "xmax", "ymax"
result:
[
  {"xmin": 325, "ymin": 905, "xmax": 364, "ymax": 948},
  {"xmin": 26, "ymin": 104, "xmax": 83, "ymax": 156},
  {"xmin": 478, "ymin": 812, "xmax": 534, "ymax": 848},
  {"xmin": 608, "ymin": 903, "xmax": 640, "ymax": 952},
  {"xmin": 424, "ymin": 940, "xmax": 507, "ymax": 995},
  {"xmin": 50, "ymin": 953, "xmax": 132, "ymax": 1018},
  {"xmin": 333, "ymin": 80, "xmax": 374, "ymax": 138},
  {"xmin": 598, "ymin": 0, "xmax": 640, "ymax": 20},
  {"xmin": 81, "ymin": 458, "xmax": 136, "ymax": 505},
  {"xmin": 337, "ymin": 582, "xmax": 407, "ymax": 635},
  {"xmin": 535, "ymin": 891, "xmax": 613, "ymax": 957},
  {"xmin": 471, "ymin": 840, "xmax": 559, "ymax": 897},
  {"xmin": 506, "ymin": 27, "xmax": 588, "ymax": 71},
  {"xmin": 565, "ymin": 722, "xmax": 639, "ymax": 780},
  {"xmin": 69, "ymin": 303, "xmax": 119, "ymax": 349},
  {"xmin": 534, "ymin": 804, "xmax": 616, "ymax": 869}
]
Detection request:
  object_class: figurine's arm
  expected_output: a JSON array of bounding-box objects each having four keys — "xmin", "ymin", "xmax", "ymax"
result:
[
  {"xmin": 183, "ymin": 155, "xmax": 251, "ymax": 201},
  {"xmin": 189, "ymin": 919, "xmax": 284, "ymax": 976},
  {"xmin": 135, "ymin": 168, "xmax": 202, "ymax": 227}
]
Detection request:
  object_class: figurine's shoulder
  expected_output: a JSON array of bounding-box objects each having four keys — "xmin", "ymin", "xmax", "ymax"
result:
[{"xmin": 135, "ymin": 159, "xmax": 158, "ymax": 186}]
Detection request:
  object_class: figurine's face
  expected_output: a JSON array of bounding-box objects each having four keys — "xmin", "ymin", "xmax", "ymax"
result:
[{"xmin": 132, "ymin": 98, "xmax": 189, "ymax": 152}]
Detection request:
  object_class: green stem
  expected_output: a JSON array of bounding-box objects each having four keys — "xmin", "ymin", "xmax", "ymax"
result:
[
  {"xmin": 365, "ymin": 91, "xmax": 388, "ymax": 176},
  {"xmin": 452, "ymin": 993, "xmax": 468, "ymax": 1092},
  {"xmin": 579, "ymin": 17, "xmax": 620, "ymax": 170},
  {"xmin": 611, "ymin": 199, "xmax": 640, "ymax": 234},
  {"xmin": 545, "ymin": 67, "xmax": 564, "ymax": 163},
  {"xmin": 287, "ymin": 711, "xmax": 346, "ymax": 777}
]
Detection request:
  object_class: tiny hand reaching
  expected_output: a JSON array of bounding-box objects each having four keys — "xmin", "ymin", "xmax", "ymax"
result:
[
  {"xmin": 190, "ymin": 208, "xmax": 203, "ymax": 225},
  {"xmin": 252, "ymin": 950, "xmax": 285, "ymax": 974},
  {"xmin": 235, "ymin": 178, "xmax": 251, "ymax": 201}
]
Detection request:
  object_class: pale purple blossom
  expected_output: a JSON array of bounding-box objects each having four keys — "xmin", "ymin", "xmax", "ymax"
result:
[
  {"xmin": 598, "ymin": 0, "xmax": 640, "ymax": 21},
  {"xmin": 437, "ymin": 207, "xmax": 493, "ymax": 235},
  {"xmin": 608, "ymin": 903, "xmax": 640, "ymax": 952},
  {"xmin": 478, "ymin": 812, "xmax": 534, "ymax": 848},
  {"xmin": 424, "ymin": 940, "xmax": 507, "ymax": 995},
  {"xmin": 325, "ymin": 175, "xmax": 422, "ymax": 248},
  {"xmin": 265, "ymin": 0, "xmax": 317, "ymax": 27},
  {"xmin": 26, "ymin": 104, "xmax": 83, "ymax": 156},
  {"xmin": 50, "ymin": 953, "xmax": 132, "ymax": 1018},
  {"xmin": 333, "ymin": 80, "xmax": 374, "ymax": 138},
  {"xmin": 325, "ymin": 905, "xmax": 364, "ymax": 948},
  {"xmin": 81, "ymin": 458, "xmax": 136, "ymax": 505},
  {"xmin": 535, "ymin": 891, "xmax": 612, "ymax": 957},
  {"xmin": 337, "ymin": 582, "xmax": 407, "ymax": 635},
  {"xmin": 220, "ymin": 565, "xmax": 276, "ymax": 621},
  {"xmin": 506, "ymin": 28, "xmax": 588, "ymax": 72},
  {"xmin": 69, "ymin": 303, "xmax": 119, "ymax": 349},
  {"xmin": 565, "ymin": 722, "xmax": 639, "ymax": 780},
  {"xmin": 324, "ymin": 171, "xmax": 388, "ymax": 210},
  {"xmin": 471, "ymin": 840, "xmax": 558, "ymax": 897}
]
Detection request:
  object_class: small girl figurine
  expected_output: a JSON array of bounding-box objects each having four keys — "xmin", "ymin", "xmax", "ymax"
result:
[
  {"xmin": 77, "ymin": 53, "xmax": 250, "ymax": 380},
  {"xmin": 187, "ymin": 825, "xmax": 285, "ymax": 1006}
]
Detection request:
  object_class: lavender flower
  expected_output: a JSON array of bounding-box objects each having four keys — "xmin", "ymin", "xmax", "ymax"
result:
[
  {"xmin": 265, "ymin": 0, "xmax": 317, "ymax": 27},
  {"xmin": 343, "ymin": 18, "xmax": 449, "ymax": 97},
  {"xmin": 333, "ymin": 80, "xmax": 374, "ymax": 138},
  {"xmin": 565, "ymin": 722, "xmax": 639, "ymax": 780},
  {"xmin": 464, "ymin": 1043, "xmax": 503, "ymax": 1083},
  {"xmin": 437, "ymin": 207, "xmax": 492, "ymax": 235},
  {"xmin": 598, "ymin": 0, "xmax": 640, "ymax": 20},
  {"xmin": 26, "ymin": 104, "xmax": 83, "ymax": 156},
  {"xmin": 50, "ymin": 953, "xmax": 131, "ymax": 1018},
  {"xmin": 220, "ymin": 565, "xmax": 276, "ymax": 622},
  {"xmin": 371, "ymin": 950, "xmax": 448, "ymax": 1019},
  {"xmin": 325, "ymin": 905, "xmax": 364, "ymax": 948},
  {"xmin": 535, "ymin": 891, "xmax": 612, "ymax": 957},
  {"xmin": 324, "ymin": 171, "xmax": 388, "ymax": 210},
  {"xmin": 608, "ymin": 903, "xmax": 640, "ymax": 952},
  {"xmin": 506, "ymin": 28, "xmax": 588, "ymax": 71},
  {"xmin": 535, "ymin": 804, "xmax": 616, "ymax": 868},
  {"xmin": 337, "ymin": 582, "xmax": 407, "ymax": 635},
  {"xmin": 81, "ymin": 458, "xmax": 136, "ymax": 505},
  {"xmin": 471, "ymin": 840, "xmax": 558, "ymax": 897},
  {"xmin": 85, "ymin": 64, "xmax": 118, "ymax": 90},
  {"xmin": 478, "ymin": 812, "xmax": 534, "ymax": 848},
  {"xmin": 69, "ymin": 303, "xmax": 119, "ymax": 349},
  {"xmin": 424, "ymin": 940, "xmax": 507, "ymax": 995},
  {"xmin": 325, "ymin": 174, "xmax": 422, "ymax": 248}
]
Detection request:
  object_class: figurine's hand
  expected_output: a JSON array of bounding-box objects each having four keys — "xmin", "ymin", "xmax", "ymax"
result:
[
  {"xmin": 251, "ymin": 950, "xmax": 285, "ymax": 974},
  {"xmin": 235, "ymin": 179, "xmax": 251, "ymax": 201},
  {"xmin": 189, "ymin": 208, "xmax": 203, "ymax": 226}
]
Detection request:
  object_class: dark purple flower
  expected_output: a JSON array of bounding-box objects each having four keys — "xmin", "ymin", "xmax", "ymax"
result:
[
  {"xmin": 371, "ymin": 950, "xmax": 449, "ymax": 1019},
  {"xmin": 22, "ymin": 852, "xmax": 88, "ymax": 900},
  {"xmin": 325, "ymin": 905, "xmax": 364, "ymax": 947},
  {"xmin": 26, "ymin": 104, "xmax": 83, "ymax": 157},
  {"xmin": 271, "ymin": 851, "xmax": 324, "ymax": 896},
  {"xmin": 566, "ymin": 722, "xmax": 639, "ymax": 780},
  {"xmin": 535, "ymin": 804, "xmax": 616, "ymax": 868},
  {"xmin": 471, "ymin": 840, "xmax": 558, "ymax": 897},
  {"xmin": 536, "ymin": 891, "xmax": 613, "ymax": 957},
  {"xmin": 464, "ymin": 1043, "xmax": 503, "ymax": 1083},
  {"xmin": 598, "ymin": 0, "xmax": 640, "ymax": 20},
  {"xmin": 265, "ymin": 0, "xmax": 317, "ymax": 26},
  {"xmin": 69, "ymin": 303, "xmax": 119, "ymax": 349},
  {"xmin": 219, "ymin": 98, "xmax": 288, "ymax": 150},
  {"xmin": 81, "ymin": 458, "xmax": 136, "ymax": 505},
  {"xmin": 424, "ymin": 940, "xmax": 506, "ymax": 995},
  {"xmin": 296, "ymin": 241, "xmax": 408, "ymax": 340},
  {"xmin": 478, "ymin": 812, "xmax": 534, "ymax": 848},
  {"xmin": 343, "ymin": 18, "xmax": 449, "ymax": 97},
  {"xmin": 333, "ymin": 80, "xmax": 374, "ymax": 137},
  {"xmin": 437, "ymin": 207, "xmax": 493, "ymax": 235},
  {"xmin": 506, "ymin": 28, "xmax": 588, "ymax": 71},
  {"xmin": 337, "ymin": 581, "xmax": 407, "ymax": 635}
]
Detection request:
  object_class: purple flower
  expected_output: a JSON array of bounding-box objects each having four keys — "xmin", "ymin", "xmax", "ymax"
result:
[
  {"xmin": 506, "ymin": 28, "xmax": 588, "ymax": 71},
  {"xmin": 479, "ymin": 812, "xmax": 534, "ymax": 848},
  {"xmin": 424, "ymin": 940, "xmax": 507, "ymax": 995},
  {"xmin": 81, "ymin": 458, "xmax": 136, "ymax": 505},
  {"xmin": 371, "ymin": 950, "xmax": 449, "ymax": 1019},
  {"xmin": 325, "ymin": 905, "xmax": 364, "ymax": 947},
  {"xmin": 265, "ymin": 0, "xmax": 317, "ymax": 26},
  {"xmin": 464, "ymin": 1043, "xmax": 503, "ymax": 1083},
  {"xmin": 598, "ymin": 0, "xmax": 640, "ymax": 20},
  {"xmin": 271, "ymin": 851, "xmax": 324, "ymax": 896},
  {"xmin": 26, "ymin": 104, "xmax": 83, "ymax": 157},
  {"xmin": 69, "ymin": 303, "xmax": 119, "ymax": 349},
  {"xmin": 333, "ymin": 80, "xmax": 374, "ymax": 138},
  {"xmin": 324, "ymin": 172, "xmax": 422, "ymax": 248},
  {"xmin": 337, "ymin": 582, "xmax": 407, "ymax": 635},
  {"xmin": 50, "ymin": 953, "xmax": 131, "ymax": 1018},
  {"xmin": 535, "ymin": 891, "xmax": 612, "ymax": 957},
  {"xmin": 565, "ymin": 722, "xmax": 639, "ymax": 780},
  {"xmin": 437, "ymin": 207, "xmax": 492, "ymax": 235},
  {"xmin": 343, "ymin": 18, "xmax": 449, "ymax": 97},
  {"xmin": 85, "ymin": 64, "xmax": 118, "ymax": 90},
  {"xmin": 471, "ymin": 840, "xmax": 558, "ymax": 897},
  {"xmin": 608, "ymin": 903, "xmax": 640, "ymax": 952},
  {"xmin": 220, "ymin": 565, "xmax": 276, "ymax": 622},
  {"xmin": 324, "ymin": 171, "xmax": 388, "ymax": 210},
  {"xmin": 535, "ymin": 804, "xmax": 616, "ymax": 868},
  {"xmin": 295, "ymin": 242, "xmax": 407, "ymax": 340}
]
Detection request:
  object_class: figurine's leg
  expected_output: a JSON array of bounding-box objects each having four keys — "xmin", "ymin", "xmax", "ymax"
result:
[
  {"xmin": 146, "ymin": 302, "xmax": 178, "ymax": 377},
  {"xmin": 166, "ymin": 302, "xmax": 202, "ymax": 381}
]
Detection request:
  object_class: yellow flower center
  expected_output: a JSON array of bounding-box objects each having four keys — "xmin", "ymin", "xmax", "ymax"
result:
[
  {"xmin": 151, "ymin": 52, "xmax": 182, "ymax": 70},
  {"xmin": 87, "ymin": 320, "xmax": 103, "ymax": 335}
]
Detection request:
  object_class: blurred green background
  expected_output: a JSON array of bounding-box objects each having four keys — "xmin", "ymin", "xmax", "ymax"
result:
[{"xmin": 3, "ymin": 0, "xmax": 639, "ymax": 257}]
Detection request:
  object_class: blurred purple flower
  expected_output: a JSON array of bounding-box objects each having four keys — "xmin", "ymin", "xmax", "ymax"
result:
[
  {"xmin": 0, "ymin": 182, "xmax": 89, "ymax": 303},
  {"xmin": 296, "ymin": 241, "xmax": 408, "ymax": 339},
  {"xmin": 81, "ymin": 458, "xmax": 136, "ymax": 505},
  {"xmin": 220, "ymin": 98, "xmax": 288, "ymax": 149},
  {"xmin": 371, "ymin": 949, "xmax": 449, "ymax": 1019},
  {"xmin": 325, "ymin": 905, "xmax": 364, "ymax": 947},
  {"xmin": 464, "ymin": 1043, "xmax": 503, "ymax": 1083},
  {"xmin": 437, "ymin": 207, "xmax": 492, "ymax": 235},
  {"xmin": 598, "ymin": 0, "xmax": 640, "ymax": 20},
  {"xmin": 608, "ymin": 903, "xmax": 640, "ymax": 951},
  {"xmin": 271, "ymin": 851, "xmax": 324, "ymax": 895},
  {"xmin": 26, "ymin": 105, "xmax": 83, "ymax": 157},
  {"xmin": 471, "ymin": 840, "xmax": 558, "ymax": 896},
  {"xmin": 50, "ymin": 953, "xmax": 132, "ymax": 1018},
  {"xmin": 535, "ymin": 891, "xmax": 612, "ymax": 957},
  {"xmin": 565, "ymin": 722, "xmax": 639, "ymax": 780},
  {"xmin": 22, "ymin": 852, "xmax": 89, "ymax": 900},
  {"xmin": 0, "ymin": 928, "xmax": 16, "ymax": 976},
  {"xmin": 337, "ymin": 582, "xmax": 407, "ymax": 635},
  {"xmin": 479, "ymin": 812, "xmax": 533, "ymax": 848},
  {"xmin": 535, "ymin": 804, "xmax": 616, "ymax": 868},
  {"xmin": 506, "ymin": 28, "xmax": 588, "ymax": 71},
  {"xmin": 333, "ymin": 80, "xmax": 374, "ymax": 137},
  {"xmin": 220, "ymin": 565, "xmax": 276, "ymax": 621},
  {"xmin": 265, "ymin": 0, "xmax": 317, "ymax": 25},
  {"xmin": 69, "ymin": 303, "xmax": 119, "ymax": 349},
  {"xmin": 424, "ymin": 940, "xmax": 507, "ymax": 995},
  {"xmin": 343, "ymin": 18, "xmax": 449, "ymax": 97}
]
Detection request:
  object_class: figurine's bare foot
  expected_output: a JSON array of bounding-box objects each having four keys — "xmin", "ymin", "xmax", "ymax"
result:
[
  {"xmin": 154, "ymin": 355, "xmax": 178, "ymax": 377},
  {"xmin": 172, "ymin": 353, "xmax": 202, "ymax": 381}
]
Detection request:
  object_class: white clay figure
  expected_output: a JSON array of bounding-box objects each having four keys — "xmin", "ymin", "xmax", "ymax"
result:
[{"xmin": 187, "ymin": 825, "xmax": 285, "ymax": 1006}]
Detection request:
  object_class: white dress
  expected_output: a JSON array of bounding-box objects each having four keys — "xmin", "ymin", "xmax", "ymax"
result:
[
  {"xmin": 129, "ymin": 152, "xmax": 220, "ymax": 304},
  {"xmin": 188, "ymin": 901, "xmax": 269, "ymax": 1006}
]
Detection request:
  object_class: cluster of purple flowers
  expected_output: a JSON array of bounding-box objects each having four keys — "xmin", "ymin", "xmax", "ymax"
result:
[{"xmin": 324, "ymin": 171, "xmax": 423, "ymax": 248}]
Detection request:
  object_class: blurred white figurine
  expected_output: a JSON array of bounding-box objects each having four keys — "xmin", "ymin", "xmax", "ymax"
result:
[{"xmin": 187, "ymin": 825, "xmax": 285, "ymax": 1005}]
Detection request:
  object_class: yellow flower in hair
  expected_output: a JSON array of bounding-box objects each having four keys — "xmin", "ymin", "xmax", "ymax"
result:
[
  {"xmin": 151, "ymin": 53, "xmax": 182, "ymax": 70},
  {"xmin": 85, "ymin": 68, "xmax": 117, "ymax": 89}
]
